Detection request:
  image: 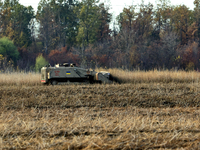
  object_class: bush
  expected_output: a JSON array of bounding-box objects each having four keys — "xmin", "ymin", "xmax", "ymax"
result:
[
  {"xmin": 0, "ymin": 37, "xmax": 19, "ymax": 66},
  {"xmin": 35, "ymin": 54, "xmax": 48, "ymax": 72}
]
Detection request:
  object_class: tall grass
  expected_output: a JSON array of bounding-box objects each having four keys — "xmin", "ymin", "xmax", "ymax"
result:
[
  {"xmin": 0, "ymin": 69, "xmax": 200, "ymax": 86},
  {"xmin": 0, "ymin": 72, "xmax": 41, "ymax": 86},
  {"xmin": 98, "ymin": 68, "xmax": 200, "ymax": 83}
]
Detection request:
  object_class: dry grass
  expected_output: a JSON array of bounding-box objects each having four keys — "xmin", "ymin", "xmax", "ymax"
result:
[
  {"xmin": 1, "ymin": 69, "xmax": 200, "ymax": 86},
  {"xmin": 1, "ymin": 106, "xmax": 200, "ymax": 149},
  {"xmin": 0, "ymin": 72, "xmax": 41, "ymax": 86},
  {"xmin": 0, "ymin": 70, "xmax": 200, "ymax": 149},
  {"xmin": 98, "ymin": 68, "xmax": 200, "ymax": 83},
  {"xmin": 0, "ymin": 83, "xmax": 200, "ymax": 149},
  {"xmin": 1, "ymin": 83, "xmax": 200, "ymax": 108}
]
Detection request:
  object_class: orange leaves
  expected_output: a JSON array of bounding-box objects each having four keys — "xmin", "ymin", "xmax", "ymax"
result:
[
  {"xmin": 48, "ymin": 46, "xmax": 80, "ymax": 65},
  {"xmin": 181, "ymin": 42, "xmax": 200, "ymax": 70},
  {"xmin": 91, "ymin": 54, "xmax": 108, "ymax": 66}
]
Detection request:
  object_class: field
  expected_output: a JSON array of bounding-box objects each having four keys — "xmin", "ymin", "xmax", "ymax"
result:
[{"xmin": 1, "ymin": 70, "xmax": 200, "ymax": 149}]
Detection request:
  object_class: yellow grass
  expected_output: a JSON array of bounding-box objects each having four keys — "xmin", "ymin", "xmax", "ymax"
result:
[
  {"xmin": 1, "ymin": 106, "xmax": 200, "ymax": 149},
  {"xmin": 98, "ymin": 68, "xmax": 200, "ymax": 83},
  {"xmin": 0, "ymin": 69, "xmax": 200, "ymax": 86},
  {"xmin": 0, "ymin": 72, "xmax": 41, "ymax": 86},
  {"xmin": 0, "ymin": 81, "xmax": 200, "ymax": 149}
]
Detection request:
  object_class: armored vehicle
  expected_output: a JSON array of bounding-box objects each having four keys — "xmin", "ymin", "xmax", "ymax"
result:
[{"xmin": 41, "ymin": 63, "xmax": 113, "ymax": 85}]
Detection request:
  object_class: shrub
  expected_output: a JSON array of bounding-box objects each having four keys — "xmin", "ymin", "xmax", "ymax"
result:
[
  {"xmin": 0, "ymin": 37, "xmax": 19, "ymax": 66},
  {"xmin": 35, "ymin": 54, "xmax": 48, "ymax": 72}
]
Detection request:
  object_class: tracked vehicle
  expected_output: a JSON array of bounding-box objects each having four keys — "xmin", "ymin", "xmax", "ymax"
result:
[{"xmin": 41, "ymin": 63, "xmax": 113, "ymax": 85}]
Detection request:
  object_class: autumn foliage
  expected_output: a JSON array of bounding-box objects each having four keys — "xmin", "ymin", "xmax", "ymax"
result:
[
  {"xmin": 2, "ymin": 0, "xmax": 200, "ymax": 70},
  {"xmin": 48, "ymin": 46, "xmax": 80, "ymax": 65}
]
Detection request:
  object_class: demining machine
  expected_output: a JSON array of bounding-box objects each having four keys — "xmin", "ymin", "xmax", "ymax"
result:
[{"xmin": 41, "ymin": 63, "xmax": 116, "ymax": 85}]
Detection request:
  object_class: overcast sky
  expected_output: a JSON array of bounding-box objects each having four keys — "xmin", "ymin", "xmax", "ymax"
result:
[{"xmin": 18, "ymin": 0, "xmax": 195, "ymax": 20}]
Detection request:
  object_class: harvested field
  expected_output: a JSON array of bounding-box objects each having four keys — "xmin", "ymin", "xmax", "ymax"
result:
[
  {"xmin": 1, "ymin": 83, "xmax": 200, "ymax": 109},
  {"xmin": 1, "ymin": 82, "xmax": 200, "ymax": 149}
]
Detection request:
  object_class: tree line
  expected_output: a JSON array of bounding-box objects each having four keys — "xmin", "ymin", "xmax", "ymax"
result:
[{"xmin": 1, "ymin": 0, "xmax": 200, "ymax": 71}]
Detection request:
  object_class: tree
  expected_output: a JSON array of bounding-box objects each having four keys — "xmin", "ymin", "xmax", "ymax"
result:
[
  {"xmin": 76, "ymin": 0, "xmax": 101, "ymax": 47},
  {"xmin": 36, "ymin": 0, "xmax": 54, "ymax": 55},
  {"xmin": 48, "ymin": 46, "xmax": 80, "ymax": 65},
  {"xmin": 154, "ymin": 0, "xmax": 172, "ymax": 40},
  {"xmin": 96, "ymin": 3, "xmax": 112, "ymax": 43},
  {"xmin": 51, "ymin": 0, "xmax": 79, "ymax": 48},
  {"xmin": 11, "ymin": 4, "xmax": 34, "ymax": 47},
  {"xmin": 160, "ymin": 32, "xmax": 179, "ymax": 68},
  {"xmin": 36, "ymin": 0, "xmax": 79, "ymax": 54},
  {"xmin": 115, "ymin": 6, "xmax": 137, "ymax": 68},
  {"xmin": 0, "ymin": 37, "xmax": 19, "ymax": 66},
  {"xmin": 193, "ymin": 0, "xmax": 200, "ymax": 44},
  {"xmin": 171, "ymin": 5, "xmax": 193, "ymax": 45},
  {"xmin": 117, "ymin": 6, "xmax": 136, "ymax": 30},
  {"xmin": 136, "ymin": 2, "xmax": 154, "ymax": 43},
  {"xmin": 0, "ymin": 0, "xmax": 34, "ymax": 48}
]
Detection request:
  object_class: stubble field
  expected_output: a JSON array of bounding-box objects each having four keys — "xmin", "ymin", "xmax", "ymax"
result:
[{"xmin": 1, "ymin": 70, "xmax": 200, "ymax": 149}]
